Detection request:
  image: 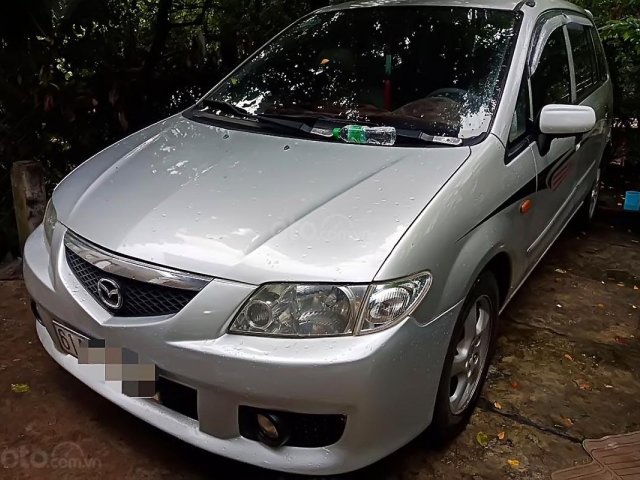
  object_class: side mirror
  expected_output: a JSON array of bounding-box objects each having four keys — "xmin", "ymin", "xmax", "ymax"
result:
[
  {"xmin": 539, "ymin": 104, "xmax": 596, "ymax": 135},
  {"xmin": 537, "ymin": 105, "xmax": 596, "ymax": 155}
]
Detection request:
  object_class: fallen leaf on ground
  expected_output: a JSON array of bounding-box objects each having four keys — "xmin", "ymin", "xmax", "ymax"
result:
[
  {"xmin": 578, "ymin": 381, "xmax": 591, "ymax": 391},
  {"xmin": 10, "ymin": 384, "xmax": 30, "ymax": 393},
  {"xmin": 507, "ymin": 459, "xmax": 521, "ymax": 468},
  {"xmin": 596, "ymin": 303, "xmax": 605, "ymax": 309},
  {"xmin": 476, "ymin": 432, "xmax": 489, "ymax": 447},
  {"xmin": 564, "ymin": 353, "xmax": 574, "ymax": 361},
  {"xmin": 510, "ymin": 380, "xmax": 521, "ymax": 389},
  {"xmin": 494, "ymin": 401, "xmax": 503, "ymax": 410},
  {"xmin": 634, "ymin": 285, "xmax": 638, "ymax": 290},
  {"xmin": 561, "ymin": 417, "xmax": 574, "ymax": 427},
  {"xmin": 555, "ymin": 268, "xmax": 567, "ymax": 274},
  {"xmin": 498, "ymin": 431, "xmax": 506, "ymax": 440}
]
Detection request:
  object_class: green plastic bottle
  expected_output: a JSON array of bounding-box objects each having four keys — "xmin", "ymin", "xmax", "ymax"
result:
[{"xmin": 332, "ymin": 125, "xmax": 397, "ymax": 146}]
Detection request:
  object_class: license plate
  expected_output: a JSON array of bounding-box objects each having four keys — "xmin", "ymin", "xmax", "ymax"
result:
[{"xmin": 52, "ymin": 322, "xmax": 89, "ymax": 358}]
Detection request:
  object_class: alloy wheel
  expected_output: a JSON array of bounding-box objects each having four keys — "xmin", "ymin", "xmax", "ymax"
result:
[
  {"xmin": 588, "ymin": 168, "xmax": 601, "ymax": 220},
  {"xmin": 449, "ymin": 295, "xmax": 493, "ymax": 415}
]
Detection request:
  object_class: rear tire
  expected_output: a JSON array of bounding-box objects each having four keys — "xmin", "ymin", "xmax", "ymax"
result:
[
  {"xmin": 429, "ymin": 272, "xmax": 500, "ymax": 443},
  {"xmin": 576, "ymin": 165, "xmax": 602, "ymax": 227}
]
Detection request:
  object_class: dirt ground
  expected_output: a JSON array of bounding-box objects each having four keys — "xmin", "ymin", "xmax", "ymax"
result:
[{"xmin": 1, "ymin": 213, "xmax": 639, "ymax": 480}]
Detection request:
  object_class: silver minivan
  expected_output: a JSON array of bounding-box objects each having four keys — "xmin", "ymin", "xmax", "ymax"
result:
[{"xmin": 24, "ymin": 0, "xmax": 612, "ymax": 474}]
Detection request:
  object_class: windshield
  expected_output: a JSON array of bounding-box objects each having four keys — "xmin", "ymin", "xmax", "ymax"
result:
[{"xmin": 201, "ymin": 6, "xmax": 520, "ymax": 142}]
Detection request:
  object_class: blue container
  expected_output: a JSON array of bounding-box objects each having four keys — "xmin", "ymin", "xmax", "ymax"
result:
[{"xmin": 624, "ymin": 191, "xmax": 640, "ymax": 212}]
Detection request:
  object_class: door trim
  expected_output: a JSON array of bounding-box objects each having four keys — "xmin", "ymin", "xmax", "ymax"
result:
[{"xmin": 526, "ymin": 158, "xmax": 596, "ymax": 255}]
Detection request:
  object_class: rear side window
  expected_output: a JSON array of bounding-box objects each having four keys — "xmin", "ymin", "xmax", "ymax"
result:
[
  {"xmin": 590, "ymin": 28, "xmax": 609, "ymax": 82},
  {"xmin": 568, "ymin": 24, "xmax": 599, "ymax": 102},
  {"xmin": 531, "ymin": 27, "xmax": 571, "ymax": 117}
]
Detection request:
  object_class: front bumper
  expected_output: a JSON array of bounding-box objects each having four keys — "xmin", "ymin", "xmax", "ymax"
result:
[{"xmin": 24, "ymin": 224, "xmax": 461, "ymax": 475}]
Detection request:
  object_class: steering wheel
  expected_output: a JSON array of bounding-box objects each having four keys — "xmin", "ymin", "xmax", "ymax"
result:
[{"xmin": 426, "ymin": 88, "xmax": 469, "ymax": 104}]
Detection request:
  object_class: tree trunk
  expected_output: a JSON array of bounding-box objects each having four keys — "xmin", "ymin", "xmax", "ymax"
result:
[
  {"xmin": 143, "ymin": 0, "xmax": 173, "ymax": 80},
  {"xmin": 11, "ymin": 160, "xmax": 47, "ymax": 253},
  {"xmin": 219, "ymin": 27, "xmax": 238, "ymax": 72}
]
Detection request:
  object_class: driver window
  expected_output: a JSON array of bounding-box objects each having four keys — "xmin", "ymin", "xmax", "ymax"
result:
[{"xmin": 530, "ymin": 26, "xmax": 571, "ymax": 118}]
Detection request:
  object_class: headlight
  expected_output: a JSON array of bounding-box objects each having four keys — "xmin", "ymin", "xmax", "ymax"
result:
[
  {"xmin": 43, "ymin": 199, "xmax": 57, "ymax": 247},
  {"xmin": 229, "ymin": 272, "xmax": 432, "ymax": 337},
  {"xmin": 230, "ymin": 284, "xmax": 368, "ymax": 337},
  {"xmin": 357, "ymin": 273, "xmax": 432, "ymax": 334}
]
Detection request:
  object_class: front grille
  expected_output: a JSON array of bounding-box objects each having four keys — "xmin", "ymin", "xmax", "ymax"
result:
[{"xmin": 65, "ymin": 247, "xmax": 199, "ymax": 317}]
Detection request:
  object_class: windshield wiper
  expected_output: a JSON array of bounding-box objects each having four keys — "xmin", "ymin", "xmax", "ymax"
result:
[
  {"xmin": 193, "ymin": 104, "xmax": 463, "ymax": 145},
  {"xmin": 199, "ymin": 99, "xmax": 254, "ymax": 119},
  {"xmin": 256, "ymin": 114, "xmax": 316, "ymax": 133},
  {"xmin": 396, "ymin": 129, "xmax": 463, "ymax": 146},
  {"xmin": 257, "ymin": 116, "xmax": 464, "ymax": 146},
  {"xmin": 191, "ymin": 103, "xmax": 331, "ymax": 140},
  {"xmin": 267, "ymin": 112, "xmax": 464, "ymax": 146},
  {"xmin": 195, "ymin": 103, "xmax": 323, "ymax": 134},
  {"xmin": 257, "ymin": 113, "xmax": 377, "ymax": 136},
  {"xmin": 256, "ymin": 113, "xmax": 358, "ymax": 137},
  {"xmin": 257, "ymin": 114, "xmax": 465, "ymax": 145}
]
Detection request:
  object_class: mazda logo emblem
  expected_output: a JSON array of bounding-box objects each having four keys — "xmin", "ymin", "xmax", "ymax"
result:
[{"xmin": 97, "ymin": 278, "xmax": 123, "ymax": 310}]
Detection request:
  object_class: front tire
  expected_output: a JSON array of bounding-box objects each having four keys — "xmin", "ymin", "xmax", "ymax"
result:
[{"xmin": 430, "ymin": 272, "xmax": 500, "ymax": 442}]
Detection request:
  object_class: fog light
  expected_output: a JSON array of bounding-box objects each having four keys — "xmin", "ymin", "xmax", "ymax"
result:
[{"xmin": 256, "ymin": 413, "xmax": 289, "ymax": 447}]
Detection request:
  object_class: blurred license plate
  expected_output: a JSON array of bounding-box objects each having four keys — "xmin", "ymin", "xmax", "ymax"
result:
[{"xmin": 52, "ymin": 322, "xmax": 88, "ymax": 358}]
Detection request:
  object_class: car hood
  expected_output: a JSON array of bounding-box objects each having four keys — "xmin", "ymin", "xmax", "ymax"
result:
[{"xmin": 54, "ymin": 115, "xmax": 470, "ymax": 284}]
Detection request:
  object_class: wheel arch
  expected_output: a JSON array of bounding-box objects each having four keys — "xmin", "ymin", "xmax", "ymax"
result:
[
  {"xmin": 482, "ymin": 252, "xmax": 512, "ymax": 309},
  {"xmin": 438, "ymin": 241, "xmax": 515, "ymax": 318}
]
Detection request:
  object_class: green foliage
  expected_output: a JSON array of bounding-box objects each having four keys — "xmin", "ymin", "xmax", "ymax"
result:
[
  {"xmin": 600, "ymin": 17, "xmax": 640, "ymax": 123},
  {"xmin": 575, "ymin": 0, "xmax": 640, "ymax": 170},
  {"xmin": 0, "ymin": 0, "xmax": 332, "ymax": 176},
  {"xmin": 574, "ymin": 0, "xmax": 640, "ymax": 125}
]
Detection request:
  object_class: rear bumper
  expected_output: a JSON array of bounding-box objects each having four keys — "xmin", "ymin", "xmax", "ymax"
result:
[{"xmin": 24, "ymin": 224, "xmax": 462, "ymax": 475}]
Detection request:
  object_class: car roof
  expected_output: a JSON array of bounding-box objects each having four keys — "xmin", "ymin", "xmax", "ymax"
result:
[{"xmin": 316, "ymin": 0, "xmax": 587, "ymax": 15}]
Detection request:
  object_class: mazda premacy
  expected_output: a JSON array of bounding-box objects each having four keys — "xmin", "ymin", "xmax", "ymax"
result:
[{"xmin": 24, "ymin": 0, "xmax": 612, "ymax": 474}]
